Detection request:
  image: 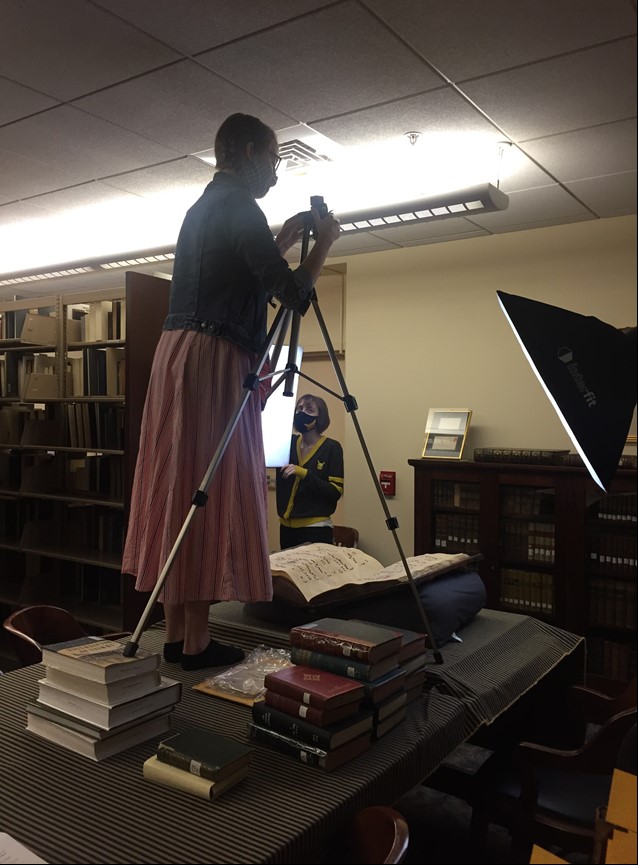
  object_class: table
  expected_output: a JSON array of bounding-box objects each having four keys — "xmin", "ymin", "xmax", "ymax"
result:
[{"xmin": 0, "ymin": 608, "xmax": 584, "ymax": 864}]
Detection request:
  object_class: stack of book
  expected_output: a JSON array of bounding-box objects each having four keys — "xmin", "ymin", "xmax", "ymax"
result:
[
  {"xmin": 249, "ymin": 663, "xmax": 373, "ymax": 770},
  {"xmin": 143, "ymin": 728, "xmax": 253, "ymax": 800},
  {"xmin": 26, "ymin": 636, "xmax": 181, "ymax": 761},
  {"xmin": 353, "ymin": 620, "xmax": 428, "ymax": 712},
  {"xmin": 249, "ymin": 618, "xmax": 413, "ymax": 766}
]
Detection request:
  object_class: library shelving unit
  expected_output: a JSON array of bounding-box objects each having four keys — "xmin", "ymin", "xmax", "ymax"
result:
[
  {"xmin": 0, "ymin": 272, "xmax": 169, "ymax": 668},
  {"xmin": 408, "ymin": 457, "xmax": 637, "ymax": 690}
]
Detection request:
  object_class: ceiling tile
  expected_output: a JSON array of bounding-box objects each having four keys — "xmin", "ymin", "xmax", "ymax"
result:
[
  {"xmin": 0, "ymin": 106, "xmax": 180, "ymax": 186},
  {"xmin": 0, "ymin": 149, "xmax": 82, "ymax": 199},
  {"xmin": 0, "ymin": 0, "xmax": 180, "ymax": 101},
  {"xmin": 312, "ymin": 87, "xmax": 498, "ymax": 146},
  {"xmin": 0, "ymin": 77, "xmax": 59, "ymax": 125},
  {"xmin": 0, "ymin": 200, "xmax": 51, "ymax": 226},
  {"xmin": 521, "ymin": 120, "xmax": 637, "ymax": 182},
  {"xmin": 73, "ymin": 60, "xmax": 295, "ymax": 154},
  {"xmin": 24, "ymin": 181, "xmax": 142, "ymax": 213},
  {"xmin": 362, "ymin": 0, "xmax": 637, "ymax": 80},
  {"xmin": 460, "ymin": 39, "xmax": 637, "ymax": 141},
  {"xmin": 566, "ymin": 172, "xmax": 637, "ymax": 217},
  {"xmin": 91, "ymin": 0, "xmax": 336, "ymax": 55},
  {"xmin": 197, "ymin": 1, "xmax": 442, "ymax": 121},
  {"xmin": 102, "ymin": 158, "xmax": 215, "ymax": 196}
]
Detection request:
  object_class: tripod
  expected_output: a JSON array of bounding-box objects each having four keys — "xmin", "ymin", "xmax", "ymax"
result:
[{"xmin": 124, "ymin": 203, "xmax": 443, "ymax": 664}]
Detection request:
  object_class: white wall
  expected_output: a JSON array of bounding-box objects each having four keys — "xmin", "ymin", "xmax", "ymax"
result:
[{"xmin": 336, "ymin": 216, "xmax": 637, "ymax": 564}]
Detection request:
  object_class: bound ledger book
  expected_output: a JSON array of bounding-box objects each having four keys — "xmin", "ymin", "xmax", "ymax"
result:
[
  {"xmin": 269, "ymin": 543, "xmax": 480, "ymax": 607},
  {"xmin": 41, "ymin": 636, "xmax": 160, "ymax": 683},
  {"xmin": 289, "ymin": 618, "xmax": 403, "ymax": 663}
]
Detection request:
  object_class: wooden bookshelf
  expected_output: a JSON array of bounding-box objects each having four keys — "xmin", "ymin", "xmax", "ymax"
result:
[
  {"xmin": 409, "ymin": 458, "xmax": 637, "ymax": 689},
  {"xmin": 0, "ymin": 273, "xmax": 169, "ymax": 665}
]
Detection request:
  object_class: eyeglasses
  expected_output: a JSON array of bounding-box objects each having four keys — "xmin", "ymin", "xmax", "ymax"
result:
[{"xmin": 268, "ymin": 152, "xmax": 282, "ymax": 173}]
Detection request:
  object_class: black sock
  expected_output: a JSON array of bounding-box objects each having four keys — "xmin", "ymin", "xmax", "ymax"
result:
[
  {"xmin": 163, "ymin": 639, "xmax": 184, "ymax": 663},
  {"xmin": 181, "ymin": 639, "xmax": 245, "ymax": 671}
]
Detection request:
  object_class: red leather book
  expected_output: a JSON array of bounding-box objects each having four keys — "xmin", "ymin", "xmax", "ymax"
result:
[
  {"xmin": 263, "ymin": 689, "xmax": 362, "ymax": 727},
  {"xmin": 289, "ymin": 618, "xmax": 403, "ymax": 664},
  {"xmin": 264, "ymin": 665, "xmax": 364, "ymax": 710}
]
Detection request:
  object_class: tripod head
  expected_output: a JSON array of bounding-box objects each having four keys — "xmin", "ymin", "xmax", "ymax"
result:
[{"xmin": 304, "ymin": 195, "xmax": 329, "ymax": 240}]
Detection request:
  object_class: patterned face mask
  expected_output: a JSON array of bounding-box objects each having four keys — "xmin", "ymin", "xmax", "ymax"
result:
[{"xmin": 237, "ymin": 155, "xmax": 277, "ymax": 199}]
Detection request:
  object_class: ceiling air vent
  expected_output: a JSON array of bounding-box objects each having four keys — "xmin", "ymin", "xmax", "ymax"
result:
[{"xmin": 278, "ymin": 138, "xmax": 331, "ymax": 171}]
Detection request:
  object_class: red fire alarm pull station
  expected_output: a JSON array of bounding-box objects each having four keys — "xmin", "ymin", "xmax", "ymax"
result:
[{"xmin": 380, "ymin": 471, "xmax": 396, "ymax": 496}]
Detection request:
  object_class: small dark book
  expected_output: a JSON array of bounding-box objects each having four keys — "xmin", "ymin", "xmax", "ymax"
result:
[
  {"xmin": 252, "ymin": 701, "xmax": 373, "ymax": 750},
  {"xmin": 374, "ymin": 707, "xmax": 407, "ymax": 740},
  {"xmin": 264, "ymin": 665, "xmax": 364, "ymax": 709},
  {"xmin": 361, "ymin": 667, "xmax": 406, "ymax": 706},
  {"xmin": 351, "ymin": 620, "xmax": 427, "ymax": 664},
  {"xmin": 247, "ymin": 722, "xmax": 371, "ymax": 771},
  {"xmin": 156, "ymin": 728, "xmax": 253, "ymax": 782},
  {"xmin": 289, "ymin": 618, "xmax": 403, "ymax": 664},
  {"xmin": 373, "ymin": 691, "xmax": 408, "ymax": 725},
  {"xmin": 290, "ymin": 647, "xmax": 399, "ymax": 682},
  {"xmin": 263, "ymin": 690, "xmax": 361, "ymax": 727}
]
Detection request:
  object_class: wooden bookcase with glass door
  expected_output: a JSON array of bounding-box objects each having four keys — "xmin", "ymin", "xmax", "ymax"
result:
[
  {"xmin": 0, "ymin": 272, "xmax": 168, "ymax": 665},
  {"xmin": 409, "ymin": 458, "xmax": 637, "ymax": 690}
]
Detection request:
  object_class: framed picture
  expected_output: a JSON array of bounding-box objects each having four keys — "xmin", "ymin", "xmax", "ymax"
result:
[{"xmin": 422, "ymin": 408, "xmax": 472, "ymax": 459}]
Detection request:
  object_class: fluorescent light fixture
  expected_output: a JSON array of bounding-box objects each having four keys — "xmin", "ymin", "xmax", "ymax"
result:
[
  {"xmin": 497, "ymin": 291, "xmax": 637, "ymax": 492},
  {"xmin": 336, "ymin": 184, "xmax": 508, "ymax": 234},
  {"xmin": 0, "ymin": 249, "xmax": 175, "ymax": 287}
]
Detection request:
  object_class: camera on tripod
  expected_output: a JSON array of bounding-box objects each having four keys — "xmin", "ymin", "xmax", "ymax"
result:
[{"xmin": 306, "ymin": 195, "xmax": 328, "ymax": 239}]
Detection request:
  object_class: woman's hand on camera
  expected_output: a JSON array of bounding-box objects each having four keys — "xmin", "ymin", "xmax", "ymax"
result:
[
  {"xmin": 275, "ymin": 213, "xmax": 306, "ymax": 255},
  {"xmin": 311, "ymin": 207, "xmax": 340, "ymax": 245}
]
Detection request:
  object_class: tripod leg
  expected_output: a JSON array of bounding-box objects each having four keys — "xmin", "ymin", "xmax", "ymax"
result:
[
  {"xmin": 123, "ymin": 304, "xmax": 290, "ymax": 657},
  {"xmin": 309, "ymin": 295, "xmax": 444, "ymax": 662}
]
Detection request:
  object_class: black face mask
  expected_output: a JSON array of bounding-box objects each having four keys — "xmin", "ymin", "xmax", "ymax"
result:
[{"xmin": 294, "ymin": 411, "xmax": 318, "ymax": 433}]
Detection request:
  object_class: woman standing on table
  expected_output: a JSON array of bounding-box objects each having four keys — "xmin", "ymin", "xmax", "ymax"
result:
[
  {"xmin": 122, "ymin": 113, "xmax": 340, "ymax": 670},
  {"xmin": 276, "ymin": 393, "xmax": 344, "ymax": 550}
]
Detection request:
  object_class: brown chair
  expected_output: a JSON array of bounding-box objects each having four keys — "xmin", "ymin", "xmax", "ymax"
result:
[
  {"xmin": 343, "ymin": 806, "xmax": 409, "ymax": 864},
  {"xmin": 3, "ymin": 605, "xmax": 129, "ymax": 667},
  {"xmin": 333, "ymin": 525, "xmax": 359, "ymax": 548},
  {"xmin": 469, "ymin": 704, "xmax": 637, "ymax": 863}
]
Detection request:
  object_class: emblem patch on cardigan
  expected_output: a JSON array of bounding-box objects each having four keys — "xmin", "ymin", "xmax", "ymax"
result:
[{"xmin": 316, "ymin": 460, "xmax": 325, "ymax": 470}]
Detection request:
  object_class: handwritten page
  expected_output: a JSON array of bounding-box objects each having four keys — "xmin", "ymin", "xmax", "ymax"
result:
[
  {"xmin": 369, "ymin": 552, "xmax": 475, "ymax": 583},
  {"xmin": 269, "ymin": 544, "xmax": 475, "ymax": 602},
  {"xmin": 269, "ymin": 544, "xmax": 384, "ymax": 601},
  {"xmin": 0, "ymin": 833, "xmax": 47, "ymax": 864}
]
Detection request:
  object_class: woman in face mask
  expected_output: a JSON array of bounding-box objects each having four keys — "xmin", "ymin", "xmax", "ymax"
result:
[
  {"xmin": 276, "ymin": 394, "xmax": 344, "ymax": 550},
  {"xmin": 122, "ymin": 114, "xmax": 340, "ymax": 671}
]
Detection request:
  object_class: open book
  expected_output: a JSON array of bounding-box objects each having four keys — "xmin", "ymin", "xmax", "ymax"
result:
[{"xmin": 269, "ymin": 543, "xmax": 481, "ymax": 607}]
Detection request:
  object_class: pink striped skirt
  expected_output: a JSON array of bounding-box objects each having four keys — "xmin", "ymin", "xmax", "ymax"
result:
[{"xmin": 122, "ymin": 329, "xmax": 272, "ymax": 604}]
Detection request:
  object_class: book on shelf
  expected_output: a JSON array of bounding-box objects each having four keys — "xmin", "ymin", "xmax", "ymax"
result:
[
  {"xmin": 41, "ymin": 636, "xmax": 160, "ymax": 683},
  {"xmin": 36, "ymin": 676, "xmax": 181, "ymax": 729},
  {"xmin": 252, "ymin": 701, "xmax": 374, "ymax": 750},
  {"xmin": 26, "ymin": 704, "xmax": 174, "ymax": 761},
  {"xmin": 360, "ymin": 667, "xmax": 406, "ymax": 706},
  {"xmin": 269, "ymin": 542, "xmax": 481, "ymax": 607},
  {"xmin": 289, "ymin": 646, "xmax": 399, "ymax": 683},
  {"xmin": 156, "ymin": 728, "xmax": 253, "ymax": 782},
  {"xmin": 247, "ymin": 722, "xmax": 371, "ymax": 771},
  {"xmin": 263, "ymin": 664, "xmax": 365, "ymax": 710},
  {"xmin": 289, "ymin": 618, "xmax": 403, "ymax": 664},
  {"xmin": 263, "ymin": 690, "xmax": 362, "ymax": 727},
  {"xmin": 351, "ymin": 620, "xmax": 427, "ymax": 664},
  {"xmin": 143, "ymin": 754, "xmax": 249, "ymax": 800},
  {"xmin": 43, "ymin": 667, "xmax": 162, "ymax": 705},
  {"xmin": 473, "ymin": 447, "xmax": 570, "ymax": 465}
]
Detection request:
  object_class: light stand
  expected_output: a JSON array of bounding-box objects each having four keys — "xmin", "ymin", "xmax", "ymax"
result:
[{"xmin": 124, "ymin": 197, "xmax": 443, "ymax": 664}]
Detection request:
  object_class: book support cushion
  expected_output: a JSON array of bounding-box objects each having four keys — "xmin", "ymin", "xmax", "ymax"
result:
[{"xmin": 246, "ymin": 568, "xmax": 486, "ymax": 646}]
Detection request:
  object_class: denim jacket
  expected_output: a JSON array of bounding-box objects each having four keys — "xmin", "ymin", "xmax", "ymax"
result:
[{"xmin": 163, "ymin": 172, "xmax": 313, "ymax": 353}]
